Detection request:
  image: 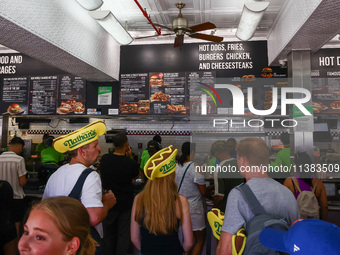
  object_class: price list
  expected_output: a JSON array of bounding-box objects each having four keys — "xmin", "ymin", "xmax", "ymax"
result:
[{"xmin": 29, "ymin": 76, "xmax": 58, "ymax": 114}]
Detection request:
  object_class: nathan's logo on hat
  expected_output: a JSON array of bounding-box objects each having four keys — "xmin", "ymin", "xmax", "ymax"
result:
[
  {"xmin": 63, "ymin": 129, "xmax": 97, "ymax": 149},
  {"xmin": 53, "ymin": 120, "xmax": 106, "ymax": 153},
  {"xmin": 159, "ymin": 156, "xmax": 176, "ymax": 174},
  {"xmin": 207, "ymin": 208, "xmax": 246, "ymax": 254},
  {"xmin": 207, "ymin": 209, "xmax": 224, "ymax": 240},
  {"xmin": 144, "ymin": 145, "xmax": 178, "ymax": 180}
]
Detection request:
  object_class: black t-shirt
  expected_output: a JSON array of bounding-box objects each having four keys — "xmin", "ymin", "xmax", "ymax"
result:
[{"xmin": 99, "ymin": 154, "xmax": 139, "ymax": 211}]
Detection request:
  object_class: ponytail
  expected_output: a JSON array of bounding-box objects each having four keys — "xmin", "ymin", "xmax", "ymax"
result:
[{"xmin": 179, "ymin": 153, "xmax": 188, "ymax": 166}]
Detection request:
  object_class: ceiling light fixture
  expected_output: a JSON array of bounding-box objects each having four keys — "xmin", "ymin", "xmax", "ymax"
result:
[
  {"xmin": 236, "ymin": 1, "xmax": 269, "ymax": 41},
  {"xmin": 75, "ymin": 0, "xmax": 103, "ymax": 11},
  {"xmin": 90, "ymin": 10, "xmax": 133, "ymax": 45}
]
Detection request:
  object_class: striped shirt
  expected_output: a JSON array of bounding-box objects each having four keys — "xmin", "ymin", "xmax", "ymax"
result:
[{"xmin": 0, "ymin": 151, "xmax": 27, "ymax": 199}]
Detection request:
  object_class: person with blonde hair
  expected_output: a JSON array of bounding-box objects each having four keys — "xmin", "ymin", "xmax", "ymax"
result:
[
  {"xmin": 18, "ymin": 196, "xmax": 96, "ymax": 255},
  {"xmin": 131, "ymin": 145, "xmax": 193, "ymax": 255}
]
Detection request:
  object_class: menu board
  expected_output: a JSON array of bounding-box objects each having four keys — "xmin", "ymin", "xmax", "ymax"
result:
[
  {"xmin": 312, "ymin": 78, "xmax": 340, "ymax": 114},
  {"xmin": 57, "ymin": 75, "xmax": 86, "ymax": 115},
  {"xmin": 120, "ymin": 73, "xmax": 148, "ymax": 114},
  {"xmin": 1, "ymin": 77, "xmax": 29, "ymax": 115},
  {"xmin": 187, "ymin": 71, "xmax": 217, "ymax": 115},
  {"xmin": 119, "ymin": 70, "xmax": 289, "ymax": 116},
  {"xmin": 150, "ymin": 72, "xmax": 186, "ymax": 114},
  {"xmin": 311, "ymin": 49, "xmax": 340, "ymax": 114},
  {"xmin": 29, "ymin": 76, "xmax": 58, "ymax": 115}
]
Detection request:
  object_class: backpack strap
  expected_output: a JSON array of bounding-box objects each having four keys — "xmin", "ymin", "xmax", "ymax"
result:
[
  {"xmin": 292, "ymin": 177, "xmax": 302, "ymax": 193},
  {"xmin": 236, "ymin": 183, "xmax": 266, "ymax": 216},
  {"xmin": 68, "ymin": 168, "xmax": 94, "ymax": 200},
  {"xmin": 312, "ymin": 179, "xmax": 318, "ymax": 193},
  {"xmin": 291, "ymin": 178, "xmax": 297, "ymax": 194},
  {"xmin": 177, "ymin": 162, "xmax": 193, "ymax": 193}
]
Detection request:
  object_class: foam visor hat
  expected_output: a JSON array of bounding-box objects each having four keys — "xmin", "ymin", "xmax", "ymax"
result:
[
  {"xmin": 207, "ymin": 208, "xmax": 224, "ymax": 240},
  {"xmin": 144, "ymin": 145, "xmax": 178, "ymax": 180},
  {"xmin": 259, "ymin": 219, "xmax": 340, "ymax": 255},
  {"xmin": 207, "ymin": 208, "xmax": 246, "ymax": 255},
  {"xmin": 53, "ymin": 120, "xmax": 106, "ymax": 153}
]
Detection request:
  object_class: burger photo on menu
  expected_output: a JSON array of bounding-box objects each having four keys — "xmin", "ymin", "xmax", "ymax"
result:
[
  {"xmin": 4, "ymin": 103, "xmax": 24, "ymax": 115},
  {"xmin": 120, "ymin": 103, "xmax": 137, "ymax": 114},
  {"xmin": 149, "ymin": 73, "xmax": 164, "ymax": 86},
  {"xmin": 150, "ymin": 92, "xmax": 170, "ymax": 102},
  {"xmin": 138, "ymin": 100, "xmax": 150, "ymax": 114},
  {"xmin": 57, "ymin": 99, "xmax": 85, "ymax": 114},
  {"xmin": 261, "ymin": 67, "xmax": 274, "ymax": 78}
]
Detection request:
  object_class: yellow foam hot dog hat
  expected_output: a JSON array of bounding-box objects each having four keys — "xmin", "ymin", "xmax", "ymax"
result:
[
  {"xmin": 53, "ymin": 120, "xmax": 106, "ymax": 153},
  {"xmin": 207, "ymin": 208, "xmax": 225, "ymax": 240},
  {"xmin": 207, "ymin": 208, "xmax": 246, "ymax": 255},
  {"xmin": 144, "ymin": 145, "xmax": 178, "ymax": 180}
]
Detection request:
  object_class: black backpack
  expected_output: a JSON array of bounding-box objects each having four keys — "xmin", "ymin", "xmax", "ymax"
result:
[
  {"xmin": 237, "ymin": 183, "xmax": 290, "ymax": 255},
  {"xmin": 68, "ymin": 168, "xmax": 102, "ymax": 243}
]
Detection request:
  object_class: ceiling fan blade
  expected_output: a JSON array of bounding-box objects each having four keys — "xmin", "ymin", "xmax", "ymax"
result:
[
  {"xmin": 174, "ymin": 35, "xmax": 184, "ymax": 47},
  {"xmin": 189, "ymin": 22, "xmax": 216, "ymax": 32},
  {"xmin": 135, "ymin": 33, "xmax": 174, "ymax": 39},
  {"xmin": 189, "ymin": 33, "xmax": 223, "ymax": 43},
  {"xmin": 152, "ymin": 23, "xmax": 174, "ymax": 31}
]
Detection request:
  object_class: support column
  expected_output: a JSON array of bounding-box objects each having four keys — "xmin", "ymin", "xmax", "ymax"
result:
[{"xmin": 287, "ymin": 50, "xmax": 314, "ymax": 161}]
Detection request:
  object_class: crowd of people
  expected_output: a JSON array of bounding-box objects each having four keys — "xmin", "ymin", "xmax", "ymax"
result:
[{"xmin": 0, "ymin": 120, "xmax": 338, "ymax": 255}]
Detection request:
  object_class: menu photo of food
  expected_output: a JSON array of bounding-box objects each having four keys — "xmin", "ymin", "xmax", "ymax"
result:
[
  {"xmin": 120, "ymin": 103, "xmax": 137, "ymax": 114},
  {"xmin": 3, "ymin": 103, "xmax": 25, "ymax": 115},
  {"xmin": 150, "ymin": 92, "xmax": 170, "ymax": 102},
  {"xmin": 312, "ymin": 101, "xmax": 328, "ymax": 113},
  {"xmin": 166, "ymin": 104, "xmax": 186, "ymax": 114},
  {"xmin": 260, "ymin": 67, "xmax": 273, "ymax": 78},
  {"xmin": 149, "ymin": 73, "xmax": 164, "ymax": 86},
  {"xmin": 241, "ymin": 75, "xmax": 256, "ymax": 82},
  {"xmin": 138, "ymin": 100, "xmax": 150, "ymax": 114},
  {"xmin": 190, "ymin": 100, "xmax": 215, "ymax": 115},
  {"xmin": 57, "ymin": 99, "xmax": 85, "ymax": 114}
]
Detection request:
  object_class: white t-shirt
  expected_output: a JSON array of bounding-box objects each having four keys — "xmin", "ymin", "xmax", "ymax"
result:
[
  {"xmin": 175, "ymin": 162, "xmax": 206, "ymax": 214},
  {"xmin": 0, "ymin": 151, "xmax": 27, "ymax": 199},
  {"xmin": 43, "ymin": 163, "xmax": 104, "ymax": 236}
]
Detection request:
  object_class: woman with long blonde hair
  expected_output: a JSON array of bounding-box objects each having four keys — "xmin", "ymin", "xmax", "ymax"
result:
[
  {"xmin": 19, "ymin": 196, "xmax": 96, "ymax": 255},
  {"xmin": 131, "ymin": 145, "xmax": 193, "ymax": 255}
]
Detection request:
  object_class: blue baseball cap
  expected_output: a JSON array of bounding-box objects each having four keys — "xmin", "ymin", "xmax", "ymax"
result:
[{"xmin": 260, "ymin": 219, "xmax": 340, "ymax": 255}]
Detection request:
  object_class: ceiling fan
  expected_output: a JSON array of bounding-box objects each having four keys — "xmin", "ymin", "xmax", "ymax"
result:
[{"xmin": 135, "ymin": 2, "xmax": 224, "ymax": 47}]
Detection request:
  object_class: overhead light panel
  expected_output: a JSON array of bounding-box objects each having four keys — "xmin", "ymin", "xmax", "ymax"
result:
[
  {"xmin": 236, "ymin": 1, "xmax": 269, "ymax": 41},
  {"xmin": 90, "ymin": 10, "xmax": 133, "ymax": 45},
  {"xmin": 75, "ymin": 0, "xmax": 103, "ymax": 11}
]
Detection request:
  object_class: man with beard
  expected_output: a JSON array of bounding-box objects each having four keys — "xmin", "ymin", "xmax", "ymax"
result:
[{"xmin": 43, "ymin": 121, "xmax": 116, "ymax": 254}]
